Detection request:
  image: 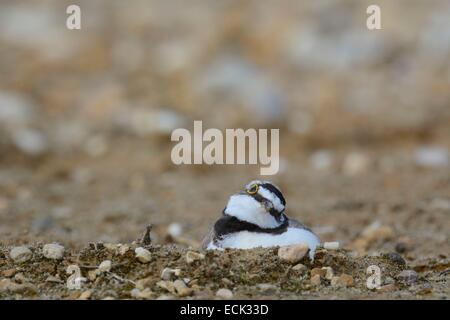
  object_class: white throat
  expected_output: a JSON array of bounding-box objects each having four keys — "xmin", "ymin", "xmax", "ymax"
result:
[{"xmin": 223, "ymin": 194, "xmax": 280, "ymax": 229}]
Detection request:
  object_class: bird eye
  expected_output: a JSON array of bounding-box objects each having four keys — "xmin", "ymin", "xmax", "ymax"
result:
[{"xmin": 246, "ymin": 184, "xmax": 259, "ymax": 195}]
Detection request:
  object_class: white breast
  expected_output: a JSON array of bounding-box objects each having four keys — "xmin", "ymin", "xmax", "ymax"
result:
[{"xmin": 207, "ymin": 227, "xmax": 320, "ymax": 258}]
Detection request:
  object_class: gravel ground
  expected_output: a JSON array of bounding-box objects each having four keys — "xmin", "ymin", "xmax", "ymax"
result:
[{"xmin": 0, "ymin": 0, "xmax": 449, "ymax": 300}]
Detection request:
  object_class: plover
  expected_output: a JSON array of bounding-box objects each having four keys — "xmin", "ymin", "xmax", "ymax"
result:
[{"xmin": 202, "ymin": 180, "xmax": 320, "ymax": 256}]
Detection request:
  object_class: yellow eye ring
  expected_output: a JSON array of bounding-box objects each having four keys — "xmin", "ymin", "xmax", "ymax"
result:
[{"xmin": 246, "ymin": 184, "xmax": 259, "ymax": 195}]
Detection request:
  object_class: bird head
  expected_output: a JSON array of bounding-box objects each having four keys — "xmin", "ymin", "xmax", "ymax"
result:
[{"xmin": 223, "ymin": 180, "xmax": 287, "ymax": 228}]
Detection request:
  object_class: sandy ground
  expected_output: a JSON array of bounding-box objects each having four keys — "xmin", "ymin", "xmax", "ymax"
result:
[{"xmin": 0, "ymin": 134, "xmax": 449, "ymax": 300}]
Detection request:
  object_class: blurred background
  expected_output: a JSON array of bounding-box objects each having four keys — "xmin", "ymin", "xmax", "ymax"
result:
[{"xmin": 0, "ymin": 0, "xmax": 449, "ymax": 261}]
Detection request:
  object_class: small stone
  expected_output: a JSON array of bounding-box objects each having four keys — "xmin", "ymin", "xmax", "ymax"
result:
[
  {"xmin": 310, "ymin": 274, "xmax": 322, "ymax": 286},
  {"xmin": 384, "ymin": 252, "xmax": 406, "ymax": 267},
  {"xmin": 131, "ymin": 288, "xmax": 154, "ymax": 299},
  {"xmin": 118, "ymin": 244, "xmax": 130, "ymax": 255},
  {"xmin": 88, "ymin": 270, "xmax": 98, "ymax": 281},
  {"xmin": 322, "ymin": 267, "xmax": 334, "ymax": 280},
  {"xmin": 43, "ymin": 243, "xmax": 65, "ymax": 260},
  {"xmin": 98, "ymin": 260, "xmax": 112, "ymax": 273},
  {"xmin": 130, "ymin": 288, "xmax": 141, "ymax": 298},
  {"xmin": 156, "ymin": 280, "xmax": 176, "ymax": 294},
  {"xmin": 135, "ymin": 277, "xmax": 153, "ymax": 290},
  {"xmin": 216, "ymin": 288, "xmax": 233, "ymax": 299},
  {"xmin": 186, "ymin": 251, "xmax": 205, "ymax": 264},
  {"xmin": 14, "ymin": 273, "xmax": 29, "ymax": 284},
  {"xmin": 157, "ymin": 294, "xmax": 175, "ymax": 300},
  {"xmin": 45, "ymin": 275, "xmax": 63, "ymax": 283},
  {"xmin": 167, "ymin": 223, "xmax": 183, "ymax": 238},
  {"xmin": 1, "ymin": 268, "xmax": 17, "ymax": 278},
  {"xmin": 173, "ymin": 279, "xmax": 193, "ymax": 297},
  {"xmin": 12, "ymin": 128, "xmax": 48, "ymax": 156},
  {"xmin": 292, "ymin": 263, "xmax": 307, "ymax": 273},
  {"xmin": 161, "ymin": 267, "xmax": 181, "ymax": 280},
  {"xmin": 77, "ymin": 290, "xmax": 92, "ymax": 300},
  {"xmin": 310, "ymin": 268, "xmax": 327, "ymax": 278},
  {"xmin": 377, "ymin": 284, "xmax": 396, "ymax": 293},
  {"xmin": 331, "ymin": 274, "xmax": 354, "ymax": 288},
  {"xmin": 323, "ymin": 242, "xmax": 340, "ymax": 250},
  {"xmin": 135, "ymin": 247, "xmax": 151, "ymax": 263},
  {"xmin": 330, "ymin": 276, "xmax": 340, "ymax": 287},
  {"xmin": 0, "ymin": 279, "xmax": 17, "ymax": 293},
  {"xmin": 310, "ymin": 150, "xmax": 334, "ymax": 171},
  {"xmin": 414, "ymin": 146, "xmax": 449, "ymax": 168},
  {"xmin": 277, "ymin": 244, "xmax": 309, "ymax": 263},
  {"xmin": 103, "ymin": 243, "xmax": 118, "ymax": 253},
  {"xmin": 397, "ymin": 270, "xmax": 419, "ymax": 285},
  {"xmin": 256, "ymin": 283, "xmax": 277, "ymax": 294},
  {"xmin": 0, "ymin": 278, "xmax": 38, "ymax": 294},
  {"xmin": 10, "ymin": 246, "xmax": 32, "ymax": 263}
]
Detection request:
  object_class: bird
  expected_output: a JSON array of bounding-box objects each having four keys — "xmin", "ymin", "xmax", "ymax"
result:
[{"xmin": 202, "ymin": 180, "xmax": 320, "ymax": 257}]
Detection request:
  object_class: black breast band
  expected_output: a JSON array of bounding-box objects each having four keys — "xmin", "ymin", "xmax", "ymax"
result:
[{"xmin": 213, "ymin": 214, "xmax": 289, "ymax": 242}]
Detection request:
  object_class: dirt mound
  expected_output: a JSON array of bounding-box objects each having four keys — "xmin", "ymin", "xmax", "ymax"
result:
[{"xmin": 1, "ymin": 243, "xmax": 447, "ymax": 300}]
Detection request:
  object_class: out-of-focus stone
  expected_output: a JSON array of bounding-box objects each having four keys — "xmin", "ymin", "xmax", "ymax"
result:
[
  {"xmin": 98, "ymin": 260, "xmax": 112, "ymax": 273},
  {"xmin": 1, "ymin": 268, "xmax": 17, "ymax": 278},
  {"xmin": 322, "ymin": 267, "xmax": 334, "ymax": 280},
  {"xmin": 161, "ymin": 268, "xmax": 181, "ymax": 281},
  {"xmin": 377, "ymin": 284, "xmax": 396, "ymax": 293},
  {"xmin": 186, "ymin": 251, "xmax": 205, "ymax": 264},
  {"xmin": 216, "ymin": 288, "xmax": 233, "ymax": 299},
  {"xmin": 12, "ymin": 128, "xmax": 49, "ymax": 156},
  {"xmin": 167, "ymin": 223, "xmax": 183, "ymax": 238},
  {"xmin": 10, "ymin": 246, "xmax": 32, "ymax": 263},
  {"xmin": 156, "ymin": 280, "xmax": 176, "ymax": 294},
  {"xmin": 310, "ymin": 274, "xmax": 321, "ymax": 286},
  {"xmin": 310, "ymin": 268, "xmax": 327, "ymax": 278},
  {"xmin": 173, "ymin": 279, "xmax": 192, "ymax": 297},
  {"xmin": 397, "ymin": 270, "xmax": 419, "ymax": 285},
  {"xmin": 414, "ymin": 146, "xmax": 449, "ymax": 168},
  {"xmin": 42, "ymin": 243, "xmax": 65, "ymax": 260},
  {"xmin": 77, "ymin": 290, "xmax": 92, "ymax": 300},
  {"xmin": 310, "ymin": 150, "xmax": 334, "ymax": 171},
  {"xmin": 292, "ymin": 263, "xmax": 307, "ymax": 273},
  {"xmin": 331, "ymin": 274, "xmax": 354, "ymax": 288},
  {"xmin": 343, "ymin": 152, "xmax": 370, "ymax": 176},
  {"xmin": 323, "ymin": 242, "xmax": 340, "ymax": 250}
]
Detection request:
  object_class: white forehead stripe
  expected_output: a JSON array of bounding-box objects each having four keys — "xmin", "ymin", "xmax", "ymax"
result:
[
  {"xmin": 224, "ymin": 194, "xmax": 279, "ymax": 229},
  {"xmin": 258, "ymin": 187, "xmax": 285, "ymax": 212}
]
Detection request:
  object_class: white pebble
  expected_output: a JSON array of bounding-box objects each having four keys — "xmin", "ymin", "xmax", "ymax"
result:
[
  {"xmin": 323, "ymin": 242, "xmax": 340, "ymax": 250},
  {"xmin": 216, "ymin": 288, "xmax": 233, "ymax": 299},
  {"xmin": 135, "ymin": 247, "xmax": 151, "ymax": 263},
  {"xmin": 277, "ymin": 244, "xmax": 309, "ymax": 263},
  {"xmin": 414, "ymin": 146, "xmax": 449, "ymax": 168},
  {"xmin": 118, "ymin": 244, "xmax": 130, "ymax": 255},
  {"xmin": 168, "ymin": 223, "xmax": 183, "ymax": 238},
  {"xmin": 186, "ymin": 251, "xmax": 205, "ymax": 264},
  {"xmin": 12, "ymin": 128, "xmax": 48, "ymax": 156},
  {"xmin": 98, "ymin": 260, "xmax": 112, "ymax": 273},
  {"xmin": 161, "ymin": 268, "xmax": 181, "ymax": 280},
  {"xmin": 10, "ymin": 246, "xmax": 32, "ymax": 263},
  {"xmin": 43, "ymin": 243, "xmax": 65, "ymax": 260}
]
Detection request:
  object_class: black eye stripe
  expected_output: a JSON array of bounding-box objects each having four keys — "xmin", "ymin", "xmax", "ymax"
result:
[
  {"xmin": 250, "ymin": 193, "xmax": 265, "ymax": 203},
  {"xmin": 260, "ymin": 183, "xmax": 286, "ymax": 206}
]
